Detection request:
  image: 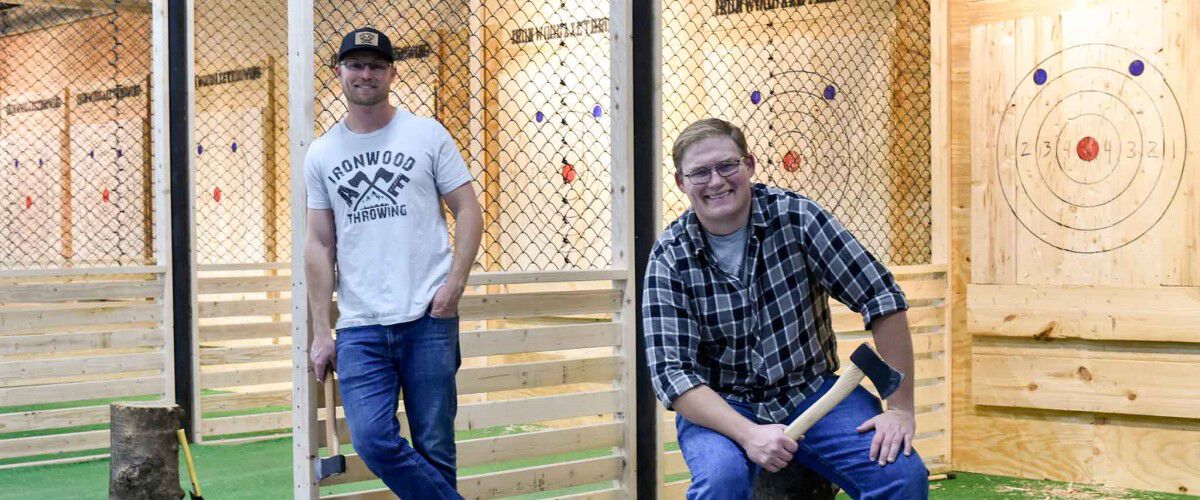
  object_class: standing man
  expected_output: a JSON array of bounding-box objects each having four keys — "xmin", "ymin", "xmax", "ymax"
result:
[
  {"xmin": 304, "ymin": 27, "xmax": 482, "ymax": 499},
  {"xmin": 643, "ymin": 118, "xmax": 928, "ymax": 499}
]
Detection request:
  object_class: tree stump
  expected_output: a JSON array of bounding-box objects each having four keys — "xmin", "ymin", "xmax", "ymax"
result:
[
  {"xmin": 109, "ymin": 402, "xmax": 183, "ymax": 500},
  {"xmin": 752, "ymin": 459, "xmax": 838, "ymax": 500}
]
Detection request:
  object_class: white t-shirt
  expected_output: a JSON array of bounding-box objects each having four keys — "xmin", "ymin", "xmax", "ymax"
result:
[{"xmin": 304, "ymin": 109, "xmax": 472, "ymax": 329}]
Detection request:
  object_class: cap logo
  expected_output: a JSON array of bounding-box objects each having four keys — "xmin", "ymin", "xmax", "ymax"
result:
[{"xmin": 355, "ymin": 32, "xmax": 378, "ymax": 46}]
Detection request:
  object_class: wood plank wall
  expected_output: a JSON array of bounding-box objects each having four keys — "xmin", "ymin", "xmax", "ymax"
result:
[
  {"xmin": 0, "ymin": 269, "xmax": 168, "ymax": 466},
  {"xmin": 948, "ymin": 0, "xmax": 1200, "ymax": 495}
]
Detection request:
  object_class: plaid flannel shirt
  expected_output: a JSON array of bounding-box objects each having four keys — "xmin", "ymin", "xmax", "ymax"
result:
[{"xmin": 642, "ymin": 184, "xmax": 908, "ymax": 423}]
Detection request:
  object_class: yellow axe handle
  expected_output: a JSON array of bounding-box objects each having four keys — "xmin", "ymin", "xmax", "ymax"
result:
[
  {"xmin": 324, "ymin": 375, "xmax": 340, "ymax": 456},
  {"xmin": 176, "ymin": 429, "xmax": 202, "ymax": 497},
  {"xmin": 784, "ymin": 364, "xmax": 865, "ymax": 441}
]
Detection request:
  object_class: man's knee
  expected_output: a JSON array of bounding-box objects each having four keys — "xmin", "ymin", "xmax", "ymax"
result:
[
  {"xmin": 883, "ymin": 454, "xmax": 930, "ymax": 496},
  {"xmin": 688, "ymin": 457, "xmax": 753, "ymax": 498},
  {"xmin": 348, "ymin": 427, "xmax": 398, "ymax": 471}
]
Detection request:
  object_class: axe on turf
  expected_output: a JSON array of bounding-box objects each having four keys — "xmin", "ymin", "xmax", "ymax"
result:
[{"xmin": 784, "ymin": 343, "xmax": 904, "ymax": 440}]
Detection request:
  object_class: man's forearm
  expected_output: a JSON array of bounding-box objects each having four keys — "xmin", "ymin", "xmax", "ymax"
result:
[
  {"xmin": 870, "ymin": 310, "xmax": 915, "ymax": 411},
  {"xmin": 672, "ymin": 385, "xmax": 756, "ymax": 444},
  {"xmin": 447, "ymin": 204, "xmax": 483, "ymax": 287},
  {"xmin": 305, "ymin": 242, "xmax": 336, "ymax": 337}
]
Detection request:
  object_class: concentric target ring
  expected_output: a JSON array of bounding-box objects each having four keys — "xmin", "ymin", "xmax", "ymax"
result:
[
  {"xmin": 746, "ymin": 70, "xmax": 869, "ymax": 213},
  {"xmin": 994, "ymin": 43, "xmax": 1187, "ymax": 253}
]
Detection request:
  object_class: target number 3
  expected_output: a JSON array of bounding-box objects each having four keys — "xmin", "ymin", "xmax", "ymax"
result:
[{"xmin": 1017, "ymin": 141, "xmax": 1058, "ymax": 158}]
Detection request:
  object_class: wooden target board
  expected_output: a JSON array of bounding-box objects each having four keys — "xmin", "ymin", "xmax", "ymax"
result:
[
  {"xmin": 67, "ymin": 76, "xmax": 151, "ymax": 266},
  {"xmin": 68, "ymin": 119, "xmax": 148, "ymax": 264},
  {"xmin": 659, "ymin": 0, "xmax": 931, "ymax": 265},
  {"xmin": 194, "ymin": 108, "xmax": 267, "ymax": 265},
  {"xmin": 0, "ymin": 93, "xmax": 65, "ymax": 267},
  {"xmin": 492, "ymin": 1, "xmax": 613, "ymax": 271},
  {"xmin": 971, "ymin": 2, "xmax": 1197, "ymax": 285}
]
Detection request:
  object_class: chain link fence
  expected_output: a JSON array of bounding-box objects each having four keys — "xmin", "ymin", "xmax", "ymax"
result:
[
  {"xmin": 193, "ymin": 0, "xmax": 290, "ymax": 266},
  {"xmin": 661, "ymin": 0, "xmax": 931, "ymax": 265},
  {"xmin": 313, "ymin": 0, "xmax": 614, "ymax": 272},
  {"xmin": 0, "ymin": 2, "xmax": 154, "ymax": 269}
]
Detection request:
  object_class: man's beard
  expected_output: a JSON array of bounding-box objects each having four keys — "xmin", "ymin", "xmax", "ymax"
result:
[{"xmin": 347, "ymin": 91, "xmax": 388, "ymax": 107}]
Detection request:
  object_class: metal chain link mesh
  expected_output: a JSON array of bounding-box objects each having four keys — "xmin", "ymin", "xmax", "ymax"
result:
[
  {"xmin": 0, "ymin": 2, "xmax": 153, "ymax": 269},
  {"xmin": 313, "ymin": 0, "xmax": 614, "ymax": 272},
  {"xmin": 194, "ymin": 0, "xmax": 291, "ymax": 265},
  {"xmin": 661, "ymin": 0, "xmax": 931, "ymax": 265}
]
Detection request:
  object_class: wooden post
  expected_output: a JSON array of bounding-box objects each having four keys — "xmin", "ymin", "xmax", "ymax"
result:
[
  {"xmin": 288, "ymin": 0, "xmax": 319, "ymax": 496},
  {"xmin": 887, "ymin": 0, "xmax": 931, "ymax": 265},
  {"xmin": 610, "ymin": 0, "xmax": 640, "ymax": 495},
  {"xmin": 481, "ymin": 22, "xmax": 503, "ymax": 272},
  {"xmin": 108, "ymin": 402, "xmax": 183, "ymax": 499},
  {"xmin": 143, "ymin": 74, "xmax": 155, "ymax": 264},
  {"xmin": 60, "ymin": 87, "xmax": 74, "ymax": 264},
  {"xmin": 264, "ymin": 57, "xmax": 278, "ymax": 264}
]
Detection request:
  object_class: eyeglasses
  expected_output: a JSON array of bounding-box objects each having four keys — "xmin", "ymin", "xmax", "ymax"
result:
[
  {"xmin": 681, "ymin": 157, "xmax": 747, "ymax": 185},
  {"xmin": 341, "ymin": 60, "xmax": 391, "ymax": 73}
]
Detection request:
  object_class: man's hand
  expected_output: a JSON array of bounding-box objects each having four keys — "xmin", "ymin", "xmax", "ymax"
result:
[
  {"xmin": 310, "ymin": 331, "xmax": 336, "ymax": 383},
  {"xmin": 738, "ymin": 423, "xmax": 798, "ymax": 473},
  {"xmin": 856, "ymin": 408, "xmax": 915, "ymax": 466},
  {"xmin": 430, "ymin": 282, "xmax": 465, "ymax": 319}
]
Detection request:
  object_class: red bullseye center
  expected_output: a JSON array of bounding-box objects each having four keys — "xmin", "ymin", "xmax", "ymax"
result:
[
  {"xmin": 1076, "ymin": 136, "xmax": 1099, "ymax": 162},
  {"xmin": 782, "ymin": 151, "xmax": 800, "ymax": 172}
]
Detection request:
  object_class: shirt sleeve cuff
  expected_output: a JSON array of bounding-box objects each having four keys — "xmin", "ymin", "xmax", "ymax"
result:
[
  {"xmin": 860, "ymin": 291, "xmax": 909, "ymax": 330},
  {"xmin": 657, "ymin": 372, "xmax": 708, "ymax": 411}
]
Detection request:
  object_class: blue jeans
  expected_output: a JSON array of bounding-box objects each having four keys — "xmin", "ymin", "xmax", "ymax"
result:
[
  {"xmin": 677, "ymin": 375, "xmax": 929, "ymax": 499},
  {"xmin": 335, "ymin": 312, "xmax": 463, "ymax": 499}
]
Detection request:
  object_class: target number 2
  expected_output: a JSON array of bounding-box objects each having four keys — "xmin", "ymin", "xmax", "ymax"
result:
[
  {"xmin": 1014, "ymin": 140, "xmax": 1170, "ymax": 160},
  {"xmin": 1017, "ymin": 141, "xmax": 1053, "ymax": 158}
]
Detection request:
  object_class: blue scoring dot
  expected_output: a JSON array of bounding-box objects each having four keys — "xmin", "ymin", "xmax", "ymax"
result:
[
  {"xmin": 231, "ymin": 142, "xmax": 238, "ymax": 153},
  {"xmin": 750, "ymin": 90, "xmax": 762, "ymax": 105},
  {"xmin": 1129, "ymin": 59, "xmax": 1145, "ymax": 77},
  {"xmin": 116, "ymin": 149, "xmax": 123, "ymax": 158},
  {"xmin": 197, "ymin": 144, "xmax": 204, "ymax": 156},
  {"xmin": 823, "ymin": 84, "xmax": 837, "ymax": 100},
  {"xmin": 1033, "ymin": 68, "xmax": 1048, "ymax": 85},
  {"xmin": 535, "ymin": 111, "xmax": 545, "ymax": 123},
  {"xmin": 38, "ymin": 159, "xmax": 43, "ymax": 166},
  {"xmin": 592, "ymin": 105, "xmax": 603, "ymax": 118}
]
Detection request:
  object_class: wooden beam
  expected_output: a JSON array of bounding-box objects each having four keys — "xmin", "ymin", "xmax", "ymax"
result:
[
  {"xmin": 968, "ymin": 284, "xmax": 1200, "ymax": 343},
  {"xmin": 11, "ymin": 0, "xmax": 151, "ymax": 14},
  {"xmin": 972, "ymin": 342, "xmax": 1200, "ymax": 419}
]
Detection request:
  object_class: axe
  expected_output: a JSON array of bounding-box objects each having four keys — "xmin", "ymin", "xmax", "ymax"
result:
[
  {"xmin": 314, "ymin": 372, "xmax": 346, "ymax": 481},
  {"xmin": 784, "ymin": 343, "xmax": 904, "ymax": 440}
]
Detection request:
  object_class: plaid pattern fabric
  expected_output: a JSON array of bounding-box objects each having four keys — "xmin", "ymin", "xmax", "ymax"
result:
[{"xmin": 642, "ymin": 184, "xmax": 908, "ymax": 422}]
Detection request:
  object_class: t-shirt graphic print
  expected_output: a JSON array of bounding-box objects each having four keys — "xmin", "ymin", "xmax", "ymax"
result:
[{"xmin": 304, "ymin": 109, "xmax": 472, "ymax": 329}]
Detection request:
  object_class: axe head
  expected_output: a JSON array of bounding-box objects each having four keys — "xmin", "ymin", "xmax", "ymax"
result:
[
  {"xmin": 314, "ymin": 454, "xmax": 346, "ymax": 481},
  {"xmin": 849, "ymin": 343, "xmax": 904, "ymax": 400}
]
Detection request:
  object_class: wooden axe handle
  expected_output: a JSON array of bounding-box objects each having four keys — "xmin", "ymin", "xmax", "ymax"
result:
[
  {"xmin": 324, "ymin": 375, "xmax": 340, "ymax": 455},
  {"xmin": 784, "ymin": 364, "xmax": 865, "ymax": 440}
]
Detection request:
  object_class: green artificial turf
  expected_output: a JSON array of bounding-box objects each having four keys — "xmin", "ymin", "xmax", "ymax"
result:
[{"xmin": 0, "ymin": 437, "xmax": 1193, "ymax": 499}]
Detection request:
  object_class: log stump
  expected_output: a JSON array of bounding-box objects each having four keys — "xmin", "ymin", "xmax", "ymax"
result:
[
  {"xmin": 752, "ymin": 459, "xmax": 838, "ymax": 499},
  {"xmin": 109, "ymin": 402, "xmax": 183, "ymax": 500}
]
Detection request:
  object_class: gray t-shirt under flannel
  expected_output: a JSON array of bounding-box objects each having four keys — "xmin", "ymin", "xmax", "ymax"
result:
[{"xmin": 705, "ymin": 224, "xmax": 748, "ymax": 280}]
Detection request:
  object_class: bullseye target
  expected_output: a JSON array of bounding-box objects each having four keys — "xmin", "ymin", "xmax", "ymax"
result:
[
  {"xmin": 744, "ymin": 70, "xmax": 869, "ymax": 211},
  {"xmin": 995, "ymin": 43, "xmax": 1187, "ymax": 253}
]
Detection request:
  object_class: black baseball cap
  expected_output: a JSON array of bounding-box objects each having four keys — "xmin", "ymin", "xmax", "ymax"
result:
[{"xmin": 338, "ymin": 27, "xmax": 394, "ymax": 63}]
